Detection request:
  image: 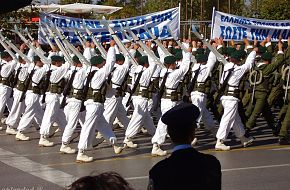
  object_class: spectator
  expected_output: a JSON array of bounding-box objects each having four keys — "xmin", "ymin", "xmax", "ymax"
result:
[
  {"xmin": 148, "ymin": 103, "xmax": 221, "ymax": 190},
  {"xmin": 67, "ymin": 171, "xmax": 134, "ymax": 190}
]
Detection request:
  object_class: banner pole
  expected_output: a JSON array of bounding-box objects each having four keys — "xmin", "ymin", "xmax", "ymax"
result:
[
  {"xmin": 210, "ymin": 6, "xmax": 215, "ymax": 40},
  {"xmin": 178, "ymin": 2, "xmax": 181, "ymax": 38}
]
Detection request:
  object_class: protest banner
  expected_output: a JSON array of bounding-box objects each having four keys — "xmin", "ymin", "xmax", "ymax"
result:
[
  {"xmin": 38, "ymin": 6, "xmax": 180, "ymax": 44},
  {"xmin": 211, "ymin": 7, "xmax": 290, "ymax": 41}
]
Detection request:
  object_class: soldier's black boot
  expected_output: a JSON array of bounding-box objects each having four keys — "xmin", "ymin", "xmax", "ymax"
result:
[
  {"xmin": 272, "ymin": 120, "xmax": 282, "ymax": 137},
  {"xmin": 278, "ymin": 136, "xmax": 290, "ymax": 145}
]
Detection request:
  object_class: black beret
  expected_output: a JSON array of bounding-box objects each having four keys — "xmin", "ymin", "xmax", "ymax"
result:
[
  {"xmin": 51, "ymin": 55, "xmax": 63, "ymax": 62},
  {"xmin": 161, "ymin": 102, "xmax": 200, "ymax": 128},
  {"xmin": 195, "ymin": 54, "xmax": 208, "ymax": 63},
  {"xmin": 33, "ymin": 55, "xmax": 41, "ymax": 62},
  {"xmin": 90, "ymin": 55, "xmax": 105, "ymax": 65},
  {"xmin": 230, "ymin": 51, "xmax": 241, "ymax": 60},
  {"xmin": 139, "ymin": 55, "xmax": 148, "ymax": 65},
  {"xmin": 258, "ymin": 46, "xmax": 267, "ymax": 54},
  {"xmin": 226, "ymin": 47, "xmax": 236, "ymax": 56},
  {"xmin": 72, "ymin": 55, "xmax": 81, "ymax": 64},
  {"xmin": 116, "ymin": 54, "xmax": 125, "ymax": 62},
  {"xmin": 196, "ymin": 48, "xmax": 205, "ymax": 55},
  {"xmin": 175, "ymin": 51, "xmax": 183, "ymax": 60},
  {"xmin": 1, "ymin": 51, "xmax": 10, "ymax": 59},
  {"xmin": 262, "ymin": 52, "xmax": 272, "ymax": 61},
  {"xmin": 164, "ymin": 55, "xmax": 176, "ymax": 64},
  {"xmin": 134, "ymin": 51, "xmax": 142, "ymax": 59}
]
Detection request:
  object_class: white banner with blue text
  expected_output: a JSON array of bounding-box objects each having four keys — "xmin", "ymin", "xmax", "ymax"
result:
[
  {"xmin": 38, "ymin": 7, "xmax": 180, "ymax": 44},
  {"xmin": 211, "ymin": 8, "xmax": 290, "ymax": 41}
]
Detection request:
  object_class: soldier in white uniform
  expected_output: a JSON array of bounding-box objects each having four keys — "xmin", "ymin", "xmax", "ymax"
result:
[
  {"xmin": 151, "ymin": 49, "xmax": 191, "ymax": 156},
  {"xmin": 39, "ymin": 55, "xmax": 69, "ymax": 147},
  {"xmin": 76, "ymin": 40, "xmax": 123, "ymax": 163},
  {"xmin": 60, "ymin": 56, "xmax": 87, "ymax": 154},
  {"xmin": 16, "ymin": 56, "xmax": 48, "ymax": 140},
  {"xmin": 123, "ymin": 55, "xmax": 157, "ymax": 148},
  {"xmin": 190, "ymin": 52, "xmax": 218, "ymax": 134},
  {"xmin": 5, "ymin": 56, "xmax": 30, "ymax": 135},
  {"xmin": 0, "ymin": 52, "xmax": 16, "ymax": 132},
  {"xmin": 215, "ymin": 50, "xmax": 257, "ymax": 151},
  {"xmin": 103, "ymin": 54, "xmax": 130, "ymax": 130}
]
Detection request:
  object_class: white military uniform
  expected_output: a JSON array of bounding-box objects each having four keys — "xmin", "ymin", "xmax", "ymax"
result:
[
  {"xmin": 0, "ymin": 59, "xmax": 16, "ymax": 121},
  {"xmin": 190, "ymin": 51, "xmax": 217, "ymax": 130},
  {"xmin": 5, "ymin": 62, "xmax": 30, "ymax": 129},
  {"xmin": 17, "ymin": 64, "xmax": 48, "ymax": 133},
  {"xmin": 103, "ymin": 55, "xmax": 130, "ymax": 129},
  {"xmin": 61, "ymin": 65, "xmax": 87, "ymax": 144},
  {"xmin": 216, "ymin": 51, "xmax": 256, "ymax": 142},
  {"xmin": 152, "ymin": 51, "xmax": 191, "ymax": 145},
  {"xmin": 78, "ymin": 47, "xmax": 117, "ymax": 151},
  {"xmin": 39, "ymin": 61, "xmax": 69, "ymax": 139},
  {"xmin": 123, "ymin": 55, "xmax": 157, "ymax": 143}
]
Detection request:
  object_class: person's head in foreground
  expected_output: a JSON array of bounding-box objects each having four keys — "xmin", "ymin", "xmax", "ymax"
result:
[
  {"xmin": 67, "ymin": 171, "xmax": 134, "ymax": 190},
  {"xmin": 162, "ymin": 102, "xmax": 200, "ymax": 145}
]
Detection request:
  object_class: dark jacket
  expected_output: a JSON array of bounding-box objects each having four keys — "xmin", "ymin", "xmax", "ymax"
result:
[{"xmin": 149, "ymin": 148, "xmax": 221, "ymax": 190}]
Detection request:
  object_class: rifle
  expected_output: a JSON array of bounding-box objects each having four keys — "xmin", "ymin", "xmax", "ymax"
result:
[
  {"xmin": 153, "ymin": 69, "xmax": 169, "ymax": 111},
  {"xmin": 125, "ymin": 69, "xmax": 144, "ymax": 107},
  {"xmin": 19, "ymin": 65, "xmax": 36, "ymax": 102},
  {"xmin": 60, "ymin": 68, "xmax": 77, "ymax": 109},
  {"xmin": 41, "ymin": 65, "xmax": 52, "ymax": 104},
  {"xmin": 10, "ymin": 66, "xmax": 22, "ymax": 98},
  {"xmin": 214, "ymin": 66, "xmax": 235, "ymax": 104},
  {"xmin": 80, "ymin": 66, "xmax": 95, "ymax": 112},
  {"xmin": 187, "ymin": 64, "xmax": 201, "ymax": 94}
]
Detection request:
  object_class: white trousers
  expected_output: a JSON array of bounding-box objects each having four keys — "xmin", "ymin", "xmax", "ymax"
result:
[
  {"xmin": 124, "ymin": 96, "xmax": 156, "ymax": 142},
  {"xmin": 103, "ymin": 96, "xmax": 129, "ymax": 129},
  {"xmin": 6, "ymin": 89, "xmax": 25, "ymax": 128},
  {"xmin": 40, "ymin": 93, "xmax": 66, "ymax": 137},
  {"xmin": 62, "ymin": 98, "xmax": 81, "ymax": 144},
  {"xmin": 216, "ymin": 97, "xmax": 245, "ymax": 140},
  {"xmin": 191, "ymin": 91, "xmax": 215, "ymax": 130},
  {"xmin": 78, "ymin": 100, "xmax": 117, "ymax": 151},
  {"xmin": 0, "ymin": 85, "xmax": 13, "ymax": 120},
  {"xmin": 151, "ymin": 98, "xmax": 177, "ymax": 145},
  {"xmin": 17, "ymin": 91, "xmax": 43, "ymax": 132}
]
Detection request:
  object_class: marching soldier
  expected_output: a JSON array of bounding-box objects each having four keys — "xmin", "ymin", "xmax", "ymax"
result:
[
  {"xmin": 76, "ymin": 40, "xmax": 123, "ymax": 163},
  {"xmin": 39, "ymin": 55, "xmax": 69, "ymax": 147},
  {"xmin": 151, "ymin": 49, "xmax": 192, "ymax": 156},
  {"xmin": 60, "ymin": 56, "xmax": 87, "ymax": 154},
  {"xmin": 0, "ymin": 52, "xmax": 16, "ymax": 132},
  {"xmin": 16, "ymin": 56, "xmax": 48, "ymax": 140},
  {"xmin": 215, "ymin": 49, "xmax": 257, "ymax": 151}
]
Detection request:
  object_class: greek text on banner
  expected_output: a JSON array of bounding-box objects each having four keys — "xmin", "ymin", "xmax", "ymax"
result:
[
  {"xmin": 211, "ymin": 8, "xmax": 290, "ymax": 41},
  {"xmin": 38, "ymin": 7, "xmax": 180, "ymax": 44}
]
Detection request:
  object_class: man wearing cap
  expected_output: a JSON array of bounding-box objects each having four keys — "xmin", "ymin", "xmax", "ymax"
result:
[
  {"xmin": 76, "ymin": 40, "xmax": 123, "ymax": 163},
  {"xmin": 5, "ymin": 54, "xmax": 30, "ymax": 135},
  {"xmin": 59, "ymin": 55, "xmax": 87, "ymax": 154},
  {"xmin": 151, "ymin": 48, "xmax": 192, "ymax": 156},
  {"xmin": 16, "ymin": 55, "xmax": 48, "ymax": 140},
  {"xmin": 245, "ymin": 41, "xmax": 285, "ymax": 136},
  {"xmin": 190, "ymin": 50, "xmax": 218, "ymax": 138},
  {"xmin": 103, "ymin": 53, "xmax": 130, "ymax": 131},
  {"xmin": 0, "ymin": 52, "xmax": 17, "ymax": 131},
  {"xmin": 215, "ymin": 48, "xmax": 257, "ymax": 151},
  {"xmin": 122, "ymin": 54, "xmax": 157, "ymax": 148},
  {"xmin": 148, "ymin": 103, "xmax": 221, "ymax": 190},
  {"xmin": 39, "ymin": 55, "xmax": 69, "ymax": 147}
]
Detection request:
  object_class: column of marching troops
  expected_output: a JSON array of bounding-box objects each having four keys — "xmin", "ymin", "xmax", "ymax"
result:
[{"xmin": 0, "ymin": 27, "xmax": 289, "ymax": 163}]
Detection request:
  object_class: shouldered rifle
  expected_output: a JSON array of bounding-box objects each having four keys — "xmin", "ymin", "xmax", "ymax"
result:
[
  {"xmin": 39, "ymin": 24, "xmax": 55, "ymax": 51},
  {"xmin": 125, "ymin": 69, "xmax": 144, "ymax": 107},
  {"xmin": 144, "ymin": 24, "xmax": 172, "ymax": 56},
  {"xmin": 120, "ymin": 28, "xmax": 146, "ymax": 56},
  {"xmin": 101, "ymin": 18, "xmax": 139, "ymax": 67},
  {"xmin": 12, "ymin": 25, "xmax": 49, "ymax": 64},
  {"xmin": 0, "ymin": 33, "xmax": 18, "ymax": 61},
  {"xmin": 19, "ymin": 64, "xmax": 36, "ymax": 102},
  {"xmin": 167, "ymin": 27, "xmax": 188, "ymax": 52},
  {"xmin": 214, "ymin": 66, "xmax": 235, "ymax": 104},
  {"xmin": 83, "ymin": 24, "xmax": 107, "ymax": 58},
  {"xmin": 60, "ymin": 68, "xmax": 77, "ymax": 109},
  {"xmin": 23, "ymin": 27, "xmax": 46, "ymax": 56},
  {"xmin": 80, "ymin": 66, "xmax": 96, "ymax": 112},
  {"xmin": 74, "ymin": 29, "xmax": 86, "ymax": 48},
  {"xmin": 41, "ymin": 64, "xmax": 52, "ymax": 104},
  {"xmin": 125, "ymin": 28, "xmax": 165, "ymax": 69},
  {"xmin": 187, "ymin": 64, "xmax": 201, "ymax": 94}
]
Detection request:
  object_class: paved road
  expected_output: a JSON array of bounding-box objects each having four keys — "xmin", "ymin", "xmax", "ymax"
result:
[{"xmin": 0, "ymin": 119, "xmax": 289, "ymax": 190}]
